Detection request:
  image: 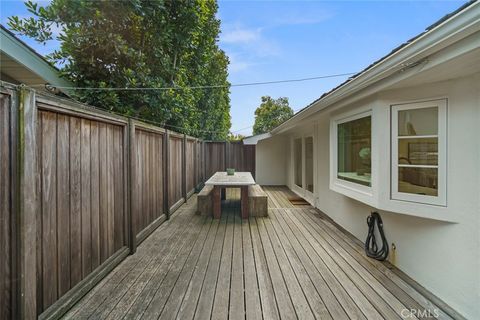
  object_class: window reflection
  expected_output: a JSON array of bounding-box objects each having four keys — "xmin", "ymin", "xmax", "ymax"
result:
[
  {"xmin": 398, "ymin": 167, "xmax": 438, "ymax": 196},
  {"xmin": 337, "ymin": 116, "xmax": 371, "ymax": 187},
  {"xmin": 397, "ymin": 106, "xmax": 439, "ymax": 197},
  {"xmin": 398, "ymin": 107, "xmax": 438, "ymax": 136}
]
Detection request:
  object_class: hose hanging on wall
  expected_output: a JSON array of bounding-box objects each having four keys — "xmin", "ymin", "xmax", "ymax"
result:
[{"xmin": 365, "ymin": 211, "xmax": 389, "ymax": 261}]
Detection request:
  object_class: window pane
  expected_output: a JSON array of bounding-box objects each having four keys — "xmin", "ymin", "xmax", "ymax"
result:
[
  {"xmin": 398, "ymin": 107, "xmax": 438, "ymax": 136},
  {"xmin": 305, "ymin": 137, "xmax": 314, "ymax": 193},
  {"xmin": 399, "ymin": 167, "xmax": 438, "ymax": 196},
  {"xmin": 337, "ymin": 116, "xmax": 371, "ymax": 187},
  {"xmin": 398, "ymin": 137, "xmax": 438, "ymax": 165},
  {"xmin": 294, "ymin": 138, "xmax": 302, "ymax": 187}
]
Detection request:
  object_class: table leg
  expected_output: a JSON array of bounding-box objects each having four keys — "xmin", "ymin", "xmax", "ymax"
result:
[
  {"xmin": 213, "ymin": 186, "xmax": 221, "ymax": 219},
  {"xmin": 241, "ymin": 186, "xmax": 249, "ymax": 219},
  {"xmin": 221, "ymin": 187, "xmax": 226, "ymax": 200}
]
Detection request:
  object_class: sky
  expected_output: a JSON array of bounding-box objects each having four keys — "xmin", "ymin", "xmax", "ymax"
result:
[{"xmin": 1, "ymin": 0, "xmax": 466, "ymax": 136}]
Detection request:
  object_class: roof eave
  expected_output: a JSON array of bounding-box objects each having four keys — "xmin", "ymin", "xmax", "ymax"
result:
[{"xmin": 0, "ymin": 25, "xmax": 73, "ymax": 95}]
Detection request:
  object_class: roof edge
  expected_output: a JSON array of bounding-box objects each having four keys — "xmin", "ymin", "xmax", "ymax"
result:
[
  {"xmin": 270, "ymin": 1, "xmax": 479, "ymax": 135},
  {"xmin": 1, "ymin": 24, "xmax": 73, "ymax": 95}
]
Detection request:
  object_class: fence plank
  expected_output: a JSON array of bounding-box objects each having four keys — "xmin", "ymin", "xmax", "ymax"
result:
[
  {"xmin": 113, "ymin": 126, "xmax": 124, "ymax": 250},
  {"xmin": 81, "ymin": 119, "xmax": 92, "ymax": 277},
  {"xmin": 56, "ymin": 114, "xmax": 71, "ymax": 297},
  {"xmin": 40, "ymin": 111, "xmax": 58, "ymax": 309},
  {"xmin": 90, "ymin": 122, "xmax": 101, "ymax": 270},
  {"xmin": 99, "ymin": 123, "xmax": 109, "ymax": 263},
  {"xmin": 106, "ymin": 126, "xmax": 115, "ymax": 256},
  {"xmin": 69, "ymin": 117, "xmax": 82, "ymax": 288}
]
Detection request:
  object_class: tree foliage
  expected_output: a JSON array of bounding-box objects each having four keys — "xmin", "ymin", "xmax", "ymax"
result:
[
  {"xmin": 252, "ymin": 96, "xmax": 293, "ymax": 135},
  {"xmin": 226, "ymin": 133, "xmax": 245, "ymax": 142},
  {"xmin": 8, "ymin": 0, "xmax": 231, "ymax": 139}
]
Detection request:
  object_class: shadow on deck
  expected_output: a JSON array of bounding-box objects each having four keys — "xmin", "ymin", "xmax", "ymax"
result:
[{"xmin": 62, "ymin": 187, "xmax": 453, "ymax": 320}]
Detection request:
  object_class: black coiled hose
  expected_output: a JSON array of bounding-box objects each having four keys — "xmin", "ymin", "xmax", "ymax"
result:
[{"xmin": 365, "ymin": 212, "xmax": 389, "ymax": 261}]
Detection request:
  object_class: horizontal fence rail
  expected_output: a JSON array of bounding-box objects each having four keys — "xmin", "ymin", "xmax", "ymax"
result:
[{"xmin": 0, "ymin": 82, "xmax": 255, "ymax": 320}]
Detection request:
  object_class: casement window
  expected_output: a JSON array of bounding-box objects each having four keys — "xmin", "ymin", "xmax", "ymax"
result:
[
  {"xmin": 335, "ymin": 112, "xmax": 372, "ymax": 188},
  {"xmin": 391, "ymin": 99, "xmax": 447, "ymax": 206}
]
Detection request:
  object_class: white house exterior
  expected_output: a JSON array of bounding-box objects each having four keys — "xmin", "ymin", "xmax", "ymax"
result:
[{"xmin": 255, "ymin": 2, "xmax": 480, "ymax": 319}]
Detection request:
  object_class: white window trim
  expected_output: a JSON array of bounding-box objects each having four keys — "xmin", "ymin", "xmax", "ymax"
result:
[
  {"xmin": 330, "ymin": 109, "xmax": 375, "ymax": 203},
  {"xmin": 390, "ymin": 99, "xmax": 447, "ymax": 206}
]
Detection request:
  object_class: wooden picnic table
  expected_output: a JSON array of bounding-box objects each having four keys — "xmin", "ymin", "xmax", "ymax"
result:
[{"xmin": 205, "ymin": 172, "xmax": 255, "ymax": 219}]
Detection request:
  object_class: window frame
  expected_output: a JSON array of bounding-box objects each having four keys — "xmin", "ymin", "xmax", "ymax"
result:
[
  {"xmin": 390, "ymin": 99, "xmax": 447, "ymax": 206},
  {"xmin": 330, "ymin": 109, "xmax": 374, "ymax": 199}
]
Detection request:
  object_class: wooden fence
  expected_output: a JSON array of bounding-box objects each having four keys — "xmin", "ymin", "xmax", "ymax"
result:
[
  {"xmin": 204, "ymin": 141, "xmax": 256, "ymax": 179},
  {"xmin": 0, "ymin": 83, "xmax": 255, "ymax": 320}
]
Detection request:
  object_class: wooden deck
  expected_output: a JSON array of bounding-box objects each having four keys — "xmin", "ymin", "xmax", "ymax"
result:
[{"xmin": 62, "ymin": 186, "xmax": 453, "ymax": 320}]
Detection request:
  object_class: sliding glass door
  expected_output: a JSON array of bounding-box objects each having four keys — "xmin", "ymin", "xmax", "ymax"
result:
[
  {"xmin": 292, "ymin": 135, "xmax": 315, "ymax": 202},
  {"xmin": 294, "ymin": 138, "xmax": 303, "ymax": 187},
  {"xmin": 305, "ymin": 137, "xmax": 314, "ymax": 193}
]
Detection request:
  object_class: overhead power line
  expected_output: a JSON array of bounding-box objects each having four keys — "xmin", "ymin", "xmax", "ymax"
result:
[
  {"xmin": 33, "ymin": 72, "xmax": 356, "ymax": 91},
  {"xmin": 27, "ymin": 72, "xmax": 355, "ymax": 136}
]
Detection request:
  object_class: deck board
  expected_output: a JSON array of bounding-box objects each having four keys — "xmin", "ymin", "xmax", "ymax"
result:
[
  {"xmin": 249, "ymin": 214, "xmax": 280, "ymax": 320},
  {"xmin": 191, "ymin": 209, "xmax": 228, "ymax": 320},
  {"xmin": 62, "ymin": 186, "xmax": 453, "ymax": 320},
  {"xmin": 229, "ymin": 206, "xmax": 245, "ymax": 320},
  {"xmin": 271, "ymin": 208, "xmax": 365, "ymax": 320},
  {"xmin": 210, "ymin": 195, "xmax": 235, "ymax": 320}
]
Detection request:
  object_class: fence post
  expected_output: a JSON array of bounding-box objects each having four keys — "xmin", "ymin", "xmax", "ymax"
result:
[
  {"xmin": 127, "ymin": 119, "xmax": 137, "ymax": 254},
  {"xmin": 182, "ymin": 134, "xmax": 187, "ymax": 201},
  {"xmin": 163, "ymin": 130, "xmax": 170, "ymax": 219},
  {"xmin": 202, "ymin": 141, "xmax": 206, "ymax": 182},
  {"xmin": 224, "ymin": 141, "xmax": 228, "ymax": 170},
  {"xmin": 193, "ymin": 139, "xmax": 198, "ymax": 190},
  {"xmin": 17, "ymin": 86, "xmax": 38, "ymax": 319}
]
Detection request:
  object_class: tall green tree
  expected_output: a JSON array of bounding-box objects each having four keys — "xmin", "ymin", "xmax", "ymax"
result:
[
  {"xmin": 252, "ymin": 96, "xmax": 293, "ymax": 135},
  {"xmin": 8, "ymin": 0, "xmax": 231, "ymax": 139}
]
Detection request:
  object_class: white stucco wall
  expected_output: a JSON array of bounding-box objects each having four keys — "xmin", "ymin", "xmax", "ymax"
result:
[
  {"xmin": 255, "ymin": 135, "xmax": 288, "ymax": 185},
  {"xmin": 267, "ymin": 74, "xmax": 480, "ymax": 319}
]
